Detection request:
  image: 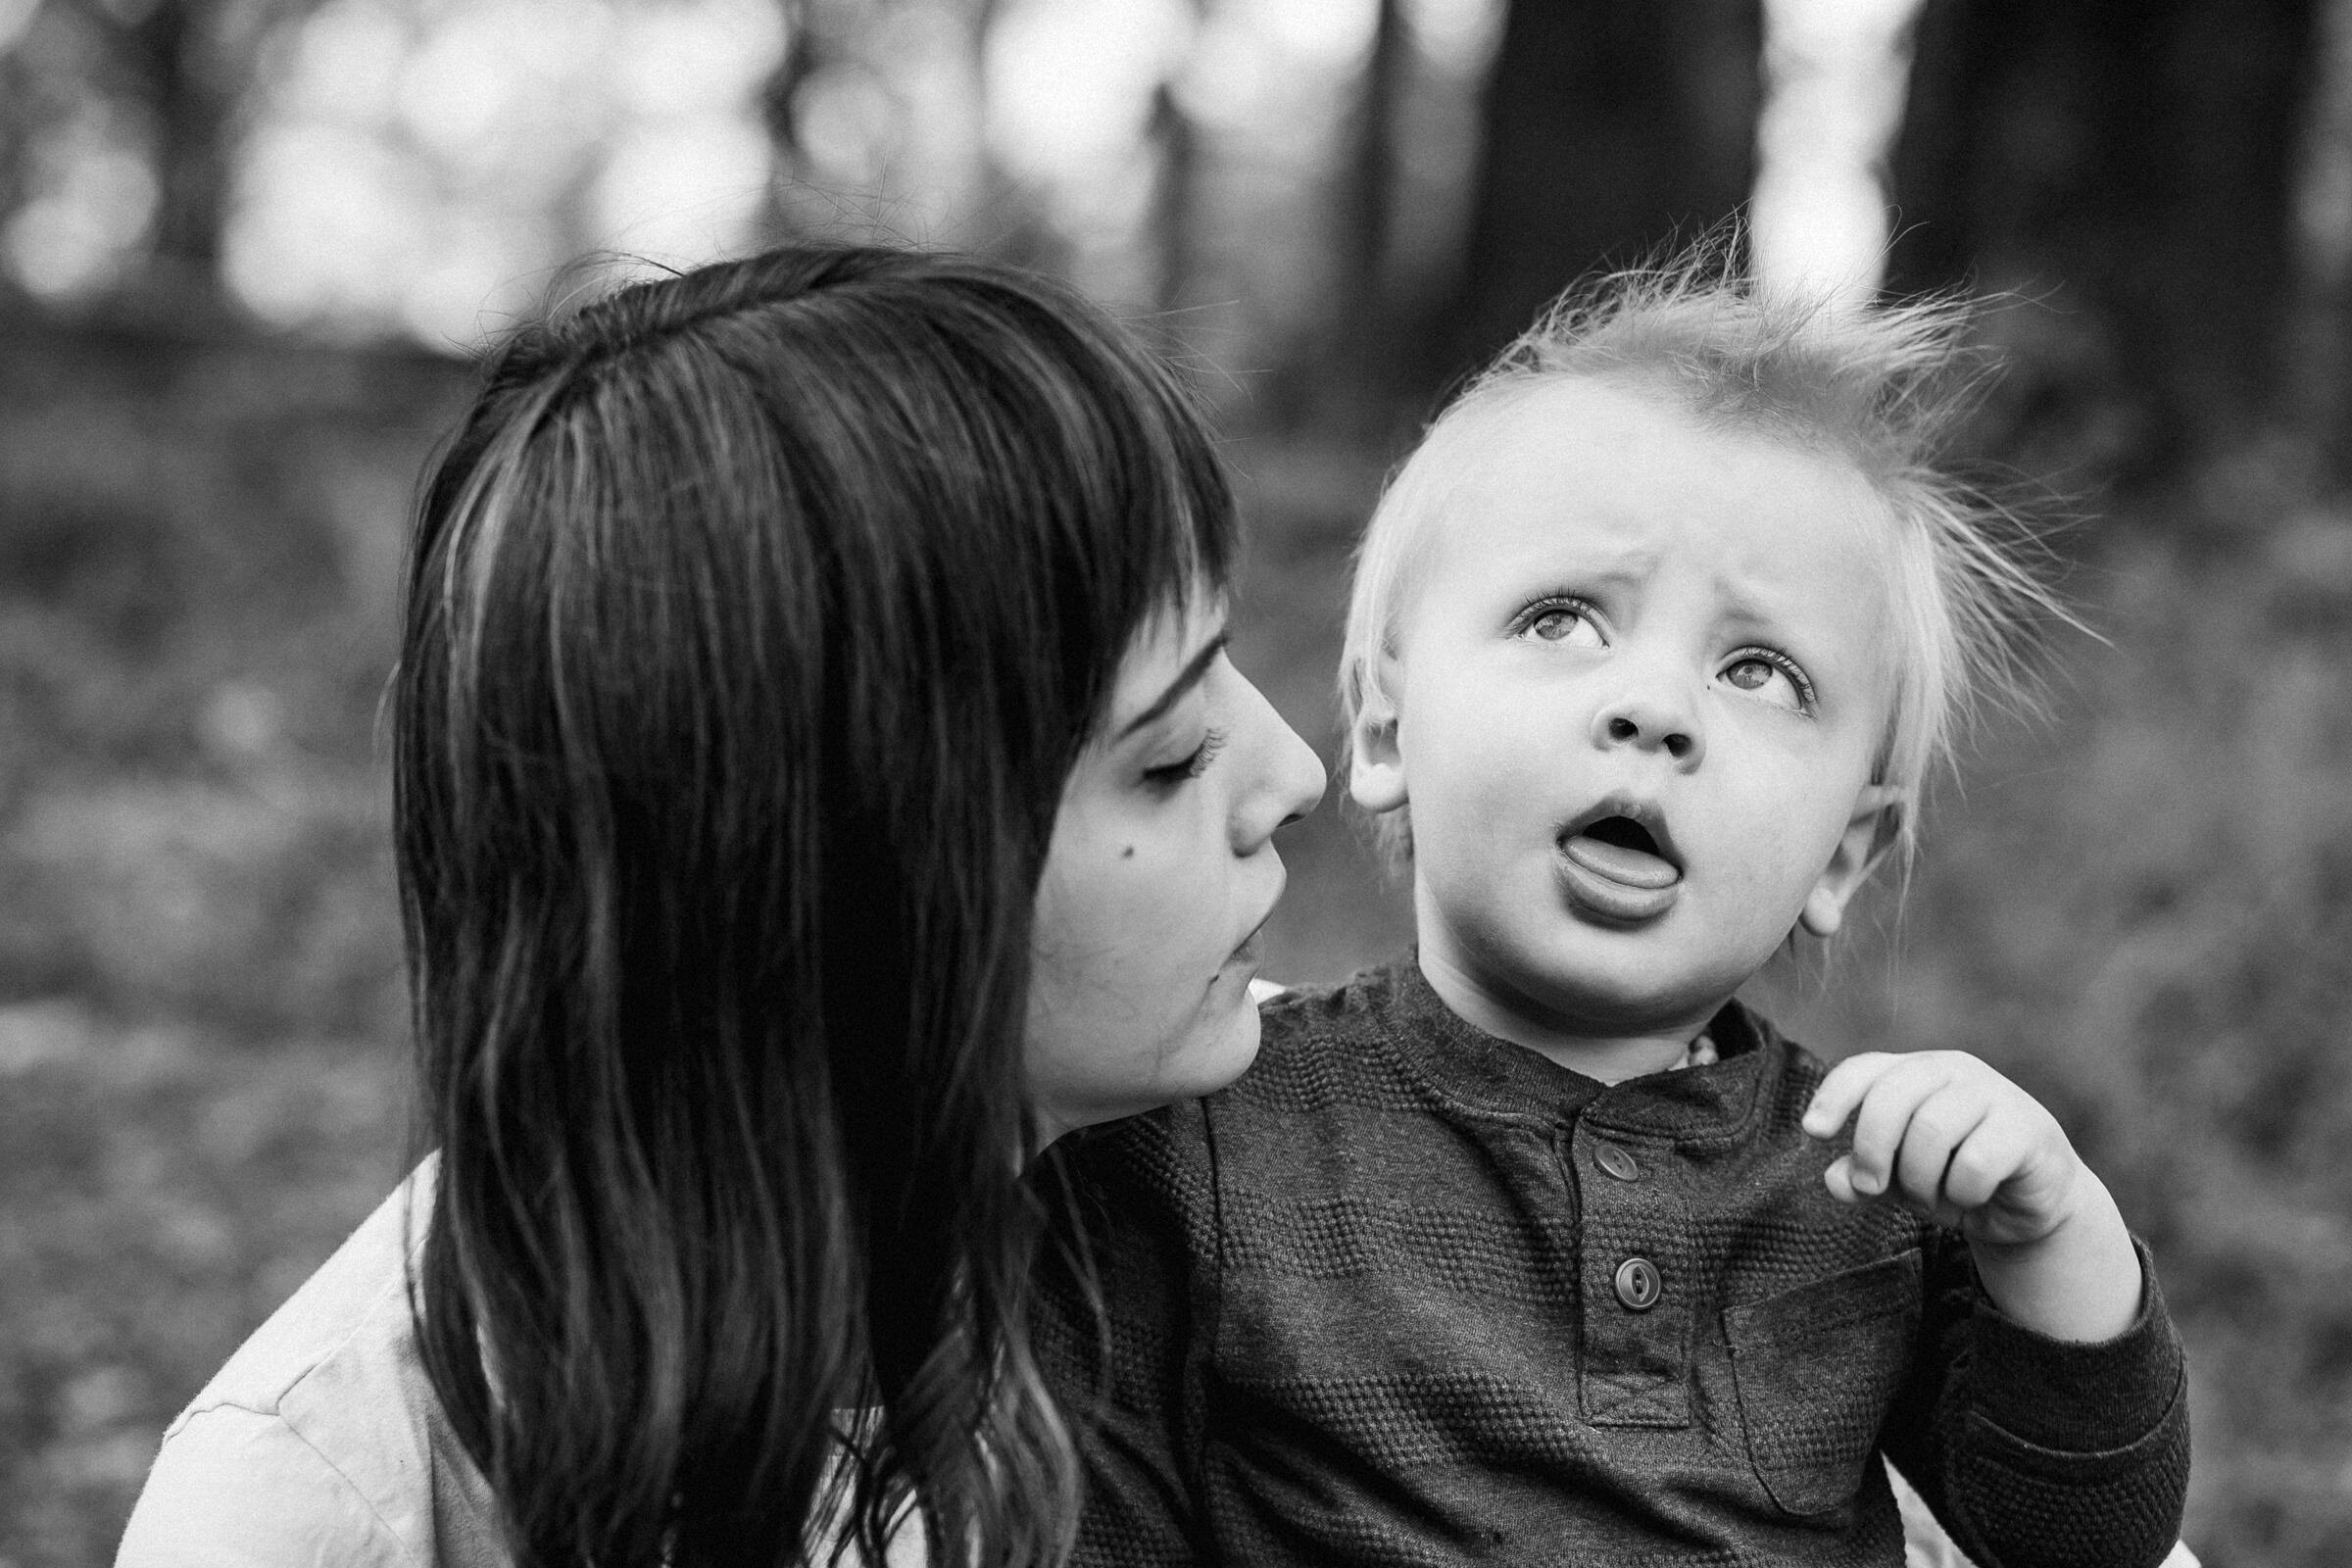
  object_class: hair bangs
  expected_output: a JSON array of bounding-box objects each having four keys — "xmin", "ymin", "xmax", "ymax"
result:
[{"xmin": 951, "ymin": 285, "xmax": 1237, "ymax": 730}]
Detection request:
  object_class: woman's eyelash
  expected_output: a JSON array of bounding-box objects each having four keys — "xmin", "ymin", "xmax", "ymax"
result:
[{"xmin": 1147, "ymin": 728, "xmax": 1228, "ymax": 785}]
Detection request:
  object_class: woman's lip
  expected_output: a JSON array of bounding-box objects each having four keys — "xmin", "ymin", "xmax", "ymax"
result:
[
  {"xmin": 1223, "ymin": 909, "xmax": 1275, "ymax": 971},
  {"xmin": 1557, "ymin": 833, "xmax": 1682, "ymax": 922}
]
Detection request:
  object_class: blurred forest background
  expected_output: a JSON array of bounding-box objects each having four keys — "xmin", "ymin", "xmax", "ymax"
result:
[{"xmin": 2, "ymin": 0, "xmax": 2349, "ymax": 1561}]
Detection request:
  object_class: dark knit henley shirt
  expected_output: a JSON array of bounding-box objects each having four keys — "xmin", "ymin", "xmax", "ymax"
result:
[{"xmin": 1038, "ymin": 959, "xmax": 2189, "ymax": 1568}]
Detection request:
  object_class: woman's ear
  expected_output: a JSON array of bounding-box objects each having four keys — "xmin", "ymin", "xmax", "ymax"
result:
[
  {"xmin": 1798, "ymin": 783, "xmax": 1905, "ymax": 939},
  {"xmin": 1348, "ymin": 669, "xmax": 1409, "ymax": 815}
]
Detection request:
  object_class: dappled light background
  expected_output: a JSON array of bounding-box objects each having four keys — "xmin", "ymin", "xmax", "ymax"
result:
[{"xmin": 3, "ymin": 0, "xmax": 2348, "ymax": 1562}]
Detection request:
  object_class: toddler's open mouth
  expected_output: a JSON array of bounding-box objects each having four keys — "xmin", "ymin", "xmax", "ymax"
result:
[{"xmin": 1557, "ymin": 810, "xmax": 1682, "ymax": 923}]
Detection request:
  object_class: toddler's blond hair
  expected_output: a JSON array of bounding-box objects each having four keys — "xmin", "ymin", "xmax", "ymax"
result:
[{"xmin": 1341, "ymin": 256, "xmax": 2068, "ymax": 869}]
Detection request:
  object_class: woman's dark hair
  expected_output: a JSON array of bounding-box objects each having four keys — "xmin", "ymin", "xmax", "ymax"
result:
[{"xmin": 395, "ymin": 246, "xmax": 1233, "ymax": 1566}]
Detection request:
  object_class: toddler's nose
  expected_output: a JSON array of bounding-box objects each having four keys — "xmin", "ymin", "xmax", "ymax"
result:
[{"xmin": 1591, "ymin": 691, "xmax": 1704, "ymax": 769}]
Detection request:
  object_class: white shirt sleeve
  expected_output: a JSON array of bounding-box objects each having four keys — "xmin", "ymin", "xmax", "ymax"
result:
[{"xmin": 116, "ymin": 1404, "xmax": 415, "ymax": 1568}]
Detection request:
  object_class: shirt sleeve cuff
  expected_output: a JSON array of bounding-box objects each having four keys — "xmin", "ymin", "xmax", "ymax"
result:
[{"xmin": 1967, "ymin": 1238, "xmax": 2185, "ymax": 1451}]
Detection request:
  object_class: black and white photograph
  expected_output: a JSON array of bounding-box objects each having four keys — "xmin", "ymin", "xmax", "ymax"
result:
[{"xmin": 0, "ymin": 1, "xmax": 2339, "ymax": 1563}]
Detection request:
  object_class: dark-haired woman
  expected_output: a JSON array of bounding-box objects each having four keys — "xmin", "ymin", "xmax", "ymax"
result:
[{"xmin": 116, "ymin": 246, "xmax": 1325, "ymax": 1567}]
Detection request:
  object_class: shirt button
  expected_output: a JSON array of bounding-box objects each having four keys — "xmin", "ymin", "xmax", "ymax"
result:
[
  {"xmin": 1592, "ymin": 1142, "xmax": 1640, "ymax": 1181},
  {"xmin": 1614, "ymin": 1255, "xmax": 1662, "ymax": 1311}
]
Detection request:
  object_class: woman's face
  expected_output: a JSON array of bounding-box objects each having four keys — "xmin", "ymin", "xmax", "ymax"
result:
[{"xmin": 1024, "ymin": 595, "xmax": 1326, "ymax": 1146}]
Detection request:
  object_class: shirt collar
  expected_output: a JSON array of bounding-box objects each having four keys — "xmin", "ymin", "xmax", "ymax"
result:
[{"xmin": 1363, "ymin": 955, "xmax": 1779, "ymax": 1142}]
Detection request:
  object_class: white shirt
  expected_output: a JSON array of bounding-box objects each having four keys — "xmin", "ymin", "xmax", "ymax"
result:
[{"xmin": 116, "ymin": 1161, "xmax": 505, "ymax": 1568}]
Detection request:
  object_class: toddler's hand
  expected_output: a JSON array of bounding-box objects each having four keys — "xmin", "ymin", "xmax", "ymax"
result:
[
  {"xmin": 1802, "ymin": 1050, "xmax": 2143, "ymax": 1344},
  {"xmin": 1799, "ymin": 1051, "xmax": 2084, "ymax": 1249}
]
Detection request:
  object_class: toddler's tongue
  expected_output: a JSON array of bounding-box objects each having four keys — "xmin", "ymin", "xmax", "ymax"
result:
[
  {"xmin": 1558, "ymin": 829, "xmax": 1681, "ymax": 922},
  {"xmin": 1562, "ymin": 832, "xmax": 1679, "ymax": 890}
]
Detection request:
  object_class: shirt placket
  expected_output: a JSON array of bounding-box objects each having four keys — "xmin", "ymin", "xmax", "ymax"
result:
[{"xmin": 1563, "ymin": 1120, "xmax": 1693, "ymax": 1428}]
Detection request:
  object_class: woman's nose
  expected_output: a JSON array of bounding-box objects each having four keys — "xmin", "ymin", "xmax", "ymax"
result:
[
  {"xmin": 1232, "ymin": 679, "xmax": 1327, "ymax": 853},
  {"xmin": 1591, "ymin": 684, "xmax": 1704, "ymax": 770}
]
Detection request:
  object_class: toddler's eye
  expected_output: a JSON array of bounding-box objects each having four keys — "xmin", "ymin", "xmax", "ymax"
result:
[
  {"xmin": 1720, "ymin": 653, "xmax": 1812, "ymax": 711},
  {"xmin": 1519, "ymin": 603, "xmax": 1604, "ymax": 647}
]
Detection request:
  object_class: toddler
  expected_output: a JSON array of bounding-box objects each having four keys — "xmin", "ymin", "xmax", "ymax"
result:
[{"xmin": 1039, "ymin": 266, "xmax": 2190, "ymax": 1565}]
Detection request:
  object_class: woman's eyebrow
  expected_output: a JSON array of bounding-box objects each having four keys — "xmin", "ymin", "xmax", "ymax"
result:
[{"xmin": 1116, "ymin": 632, "xmax": 1229, "ymax": 741}]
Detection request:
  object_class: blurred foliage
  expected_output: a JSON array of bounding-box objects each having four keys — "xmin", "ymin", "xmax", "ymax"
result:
[
  {"xmin": 1890, "ymin": 0, "xmax": 2325, "ymax": 491},
  {"xmin": 4, "ymin": 0, "xmax": 2352, "ymax": 1564},
  {"xmin": 0, "ymin": 317, "xmax": 466, "ymax": 1564}
]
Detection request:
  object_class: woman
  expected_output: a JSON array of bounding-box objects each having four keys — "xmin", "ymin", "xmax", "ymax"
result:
[{"xmin": 116, "ymin": 246, "xmax": 1325, "ymax": 1566}]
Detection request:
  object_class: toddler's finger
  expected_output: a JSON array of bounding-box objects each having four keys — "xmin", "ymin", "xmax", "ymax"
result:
[
  {"xmin": 1801, "ymin": 1053, "xmax": 1898, "ymax": 1140},
  {"xmin": 1822, "ymin": 1153, "xmax": 1864, "ymax": 1204},
  {"xmin": 1846, "ymin": 1059, "xmax": 1950, "ymax": 1199},
  {"xmin": 1940, "ymin": 1113, "xmax": 2034, "ymax": 1213},
  {"xmin": 1892, "ymin": 1090, "xmax": 1990, "ymax": 1212}
]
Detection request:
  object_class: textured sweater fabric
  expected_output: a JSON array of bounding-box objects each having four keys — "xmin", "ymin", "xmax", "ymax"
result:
[{"xmin": 1036, "ymin": 960, "xmax": 2189, "ymax": 1568}]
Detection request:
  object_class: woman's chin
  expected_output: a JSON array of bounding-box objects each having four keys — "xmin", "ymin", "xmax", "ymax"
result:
[
  {"xmin": 1028, "ymin": 998, "xmax": 1264, "ymax": 1148},
  {"xmin": 1178, "ymin": 990, "xmax": 1264, "ymax": 1100}
]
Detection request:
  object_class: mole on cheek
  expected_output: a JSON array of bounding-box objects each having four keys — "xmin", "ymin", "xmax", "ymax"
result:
[{"xmin": 1121, "ymin": 845, "xmax": 1136, "ymax": 859}]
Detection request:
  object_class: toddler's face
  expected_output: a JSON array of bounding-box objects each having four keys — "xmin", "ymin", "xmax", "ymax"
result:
[{"xmin": 1353, "ymin": 377, "xmax": 1902, "ymax": 1048}]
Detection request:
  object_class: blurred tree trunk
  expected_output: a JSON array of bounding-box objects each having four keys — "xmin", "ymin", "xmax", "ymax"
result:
[
  {"xmin": 1149, "ymin": 79, "xmax": 1204, "ymax": 314},
  {"xmin": 36, "ymin": 0, "xmax": 321, "ymax": 317},
  {"xmin": 2288, "ymin": 0, "xmax": 2352, "ymax": 483},
  {"xmin": 127, "ymin": 0, "xmax": 236, "ymax": 293},
  {"xmin": 1887, "ymin": 0, "xmax": 2320, "ymax": 488},
  {"xmin": 1255, "ymin": 0, "xmax": 1433, "ymax": 437},
  {"xmin": 0, "ymin": 31, "xmax": 56, "ymax": 313},
  {"xmin": 1323, "ymin": 0, "xmax": 1407, "ymax": 402},
  {"xmin": 756, "ymin": 0, "xmax": 818, "ymax": 232},
  {"xmin": 1437, "ymin": 0, "xmax": 1764, "ymax": 392}
]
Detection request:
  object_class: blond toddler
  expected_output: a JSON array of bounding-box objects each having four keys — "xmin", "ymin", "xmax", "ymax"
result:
[{"xmin": 1040, "ymin": 263, "xmax": 2189, "ymax": 1566}]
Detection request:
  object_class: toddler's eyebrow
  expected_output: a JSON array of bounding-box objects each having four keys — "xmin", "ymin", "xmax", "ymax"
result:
[{"xmin": 1118, "ymin": 632, "xmax": 1229, "ymax": 740}]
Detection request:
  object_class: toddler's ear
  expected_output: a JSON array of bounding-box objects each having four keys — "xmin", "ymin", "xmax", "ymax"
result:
[
  {"xmin": 1798, "ymin": 784, "xmax": 1905, "ymax": 939},
  {"xmin": 1348, "ymin": 676, "xmax": 1409, "ymax": 815}
]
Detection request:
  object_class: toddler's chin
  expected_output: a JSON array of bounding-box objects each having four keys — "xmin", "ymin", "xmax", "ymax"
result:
[{"xmin": 1516, "ymin": 958, "xmax": 1740, "ymax": 1040}]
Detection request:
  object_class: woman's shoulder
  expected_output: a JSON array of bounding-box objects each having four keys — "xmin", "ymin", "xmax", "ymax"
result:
[
  {"xmin": 180, "ymin": 1162, "xmax": 432, "ymax": 1414},
  {"xmin": 115, "ymin": 1158, "xmax": 505, "ymax": 1568}
]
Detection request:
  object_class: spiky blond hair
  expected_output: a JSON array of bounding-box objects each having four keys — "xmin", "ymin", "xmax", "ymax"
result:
[{"xmin": 1341, "ymin": 256, "xmax": 2069, "ymax": 868}]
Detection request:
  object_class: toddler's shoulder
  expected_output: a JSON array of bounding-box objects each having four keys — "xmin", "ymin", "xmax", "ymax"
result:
[
  {"xmin": 1047, "ymin": 963, "xmax": 1432, "ymax": 1240},
  {"xmin": 1720, "ymin": 1001, "xmax": 1837, "ymax": 1130},
  {"xmin": 1234, "ymin": 959, "xmax": 1429, "ymax": 1118}
]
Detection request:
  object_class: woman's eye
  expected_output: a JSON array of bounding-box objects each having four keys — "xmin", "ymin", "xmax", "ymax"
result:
[
  {"xmin": 1144, "ymin": 728, "xmax": 1227, "ymax": 787},
  {"xmin": 1520, "ymin": 604, "xmax": 1604, "ymax": 647},
  {"xmin": 1721, "ymin": 653, "xmax": 1812, "ymax": 710}
]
